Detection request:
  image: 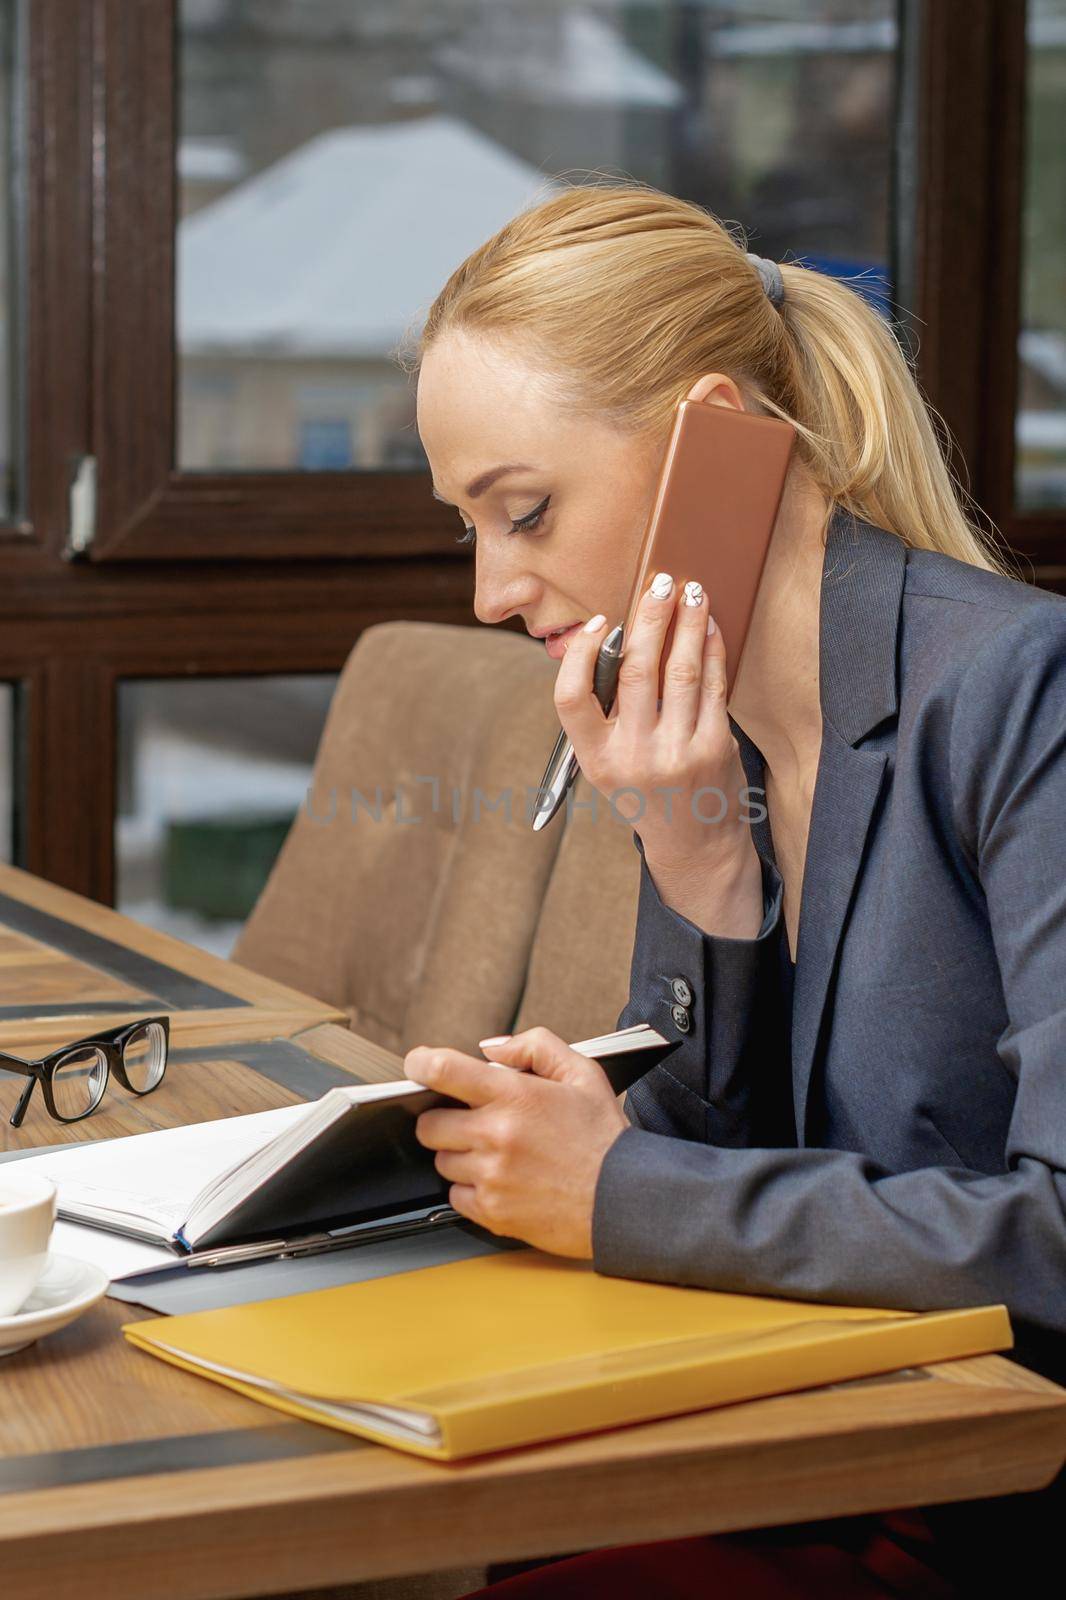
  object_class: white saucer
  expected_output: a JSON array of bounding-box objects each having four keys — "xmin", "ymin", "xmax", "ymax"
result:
[{"xmin": 0, "ymin": 1252, "xmax": 108, "ymax": 1357}]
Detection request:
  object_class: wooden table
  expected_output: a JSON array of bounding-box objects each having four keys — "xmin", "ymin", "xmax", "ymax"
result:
[
  {"xmin": 0, "ymin": 861, "xmax": 347, "ymax": 1063},
  {"xmin": 1, "ymin": 865, "xmax": 1065, "ymax": 1600}
]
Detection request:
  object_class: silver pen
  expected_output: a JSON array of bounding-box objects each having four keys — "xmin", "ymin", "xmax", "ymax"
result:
[
  {"xmin": 117, "ymin": 1207, "xmax": 461, "ymax": 1277},
  {"xmin": 531, "ymin": 624, "xmax": 625, "ymax": 832}
]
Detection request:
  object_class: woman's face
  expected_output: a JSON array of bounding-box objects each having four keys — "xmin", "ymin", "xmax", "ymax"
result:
[{"xmin": 416, "ymin": 332, "xmax": 666, "ymax": 658}]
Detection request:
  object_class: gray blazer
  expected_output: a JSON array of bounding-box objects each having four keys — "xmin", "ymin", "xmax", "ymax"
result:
[{"xmin": 593, "ymin": 507, "xmax": 1066, "ymax": 1568}]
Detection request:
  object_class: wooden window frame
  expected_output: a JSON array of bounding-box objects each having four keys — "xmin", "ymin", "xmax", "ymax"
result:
[
  {"xmin": 976, "ymin": 3, "xmax": 1066, "ymax": 573},
  {"xmin": 88, "ymin": 0, "xmax": 459, "ymax": 562},
  {"xmin": 85, "ymin": 1, "xmax": 1066, "ymax": 572},
  {"xmin": 0, "ymin": 0, "xmax": 473, "ymax": 898},
  {"xmin": 901, "ymin": 1, "xmax": 1065, "ymax": 581}
]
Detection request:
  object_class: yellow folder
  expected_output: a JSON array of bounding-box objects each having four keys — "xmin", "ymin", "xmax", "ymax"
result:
[{"xmin": 123, "ymin": 1251, "xmax": 1011, "ymax": 1461}]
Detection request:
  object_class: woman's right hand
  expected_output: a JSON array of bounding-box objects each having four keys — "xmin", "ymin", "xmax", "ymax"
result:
[{"xmin": 552, "ymin": 572, "xmax": 765, "ymax": 937}]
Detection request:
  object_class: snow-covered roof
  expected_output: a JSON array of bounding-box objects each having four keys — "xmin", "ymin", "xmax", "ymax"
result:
[
  {"xmin": 177, "ymin": 115, "xmax": 562, "ymax": 358},
  {"xmin": 435, "ymin": 7, "xmax": 683, "ymax": 108},
  {"xmin": 178, "ymin": 138, "xmax": 248, "ymax": 184},
  {"xmin": 1020, "ymin": 329, "xmax": 1066, "ymax": 394}
]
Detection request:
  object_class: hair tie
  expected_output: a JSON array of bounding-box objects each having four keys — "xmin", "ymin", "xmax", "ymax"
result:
[{"xmin": 745, "ymin": 252, "xmax": 785, "ymax": 309}]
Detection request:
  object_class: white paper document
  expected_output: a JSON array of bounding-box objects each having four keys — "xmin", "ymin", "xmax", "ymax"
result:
[{"xmin": 51, "ymin": 1219, "xmax": 177, "ymax": 1280}]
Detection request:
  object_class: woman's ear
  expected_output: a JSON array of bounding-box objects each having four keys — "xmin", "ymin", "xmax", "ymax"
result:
[{"xmin": 685, "ymin": 372, "xmax": 746, "ymax": 411}]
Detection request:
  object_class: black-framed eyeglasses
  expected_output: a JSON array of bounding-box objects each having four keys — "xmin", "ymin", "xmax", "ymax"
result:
[{"xmin": 0, "ymin": 1016, "xmax": 170, "ymax": 1128}]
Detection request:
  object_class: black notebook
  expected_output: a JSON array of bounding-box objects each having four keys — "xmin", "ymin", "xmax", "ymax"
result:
[{"xmin": 20, "ymin": 1024, "xmax": 678, "ymax": 1255}]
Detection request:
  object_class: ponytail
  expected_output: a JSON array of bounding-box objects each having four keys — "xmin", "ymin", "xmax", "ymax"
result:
[{"xmin": 761, "ymin": 264, "xmax": 1019, "ymax": 576}]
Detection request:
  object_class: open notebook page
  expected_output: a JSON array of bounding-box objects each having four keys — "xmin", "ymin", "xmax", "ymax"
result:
[{"xmin": 13, "ymin": 1104, "xmax": 308, "ymax": 1239}]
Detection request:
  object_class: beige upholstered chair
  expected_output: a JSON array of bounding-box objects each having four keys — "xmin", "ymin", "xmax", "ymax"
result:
[{"xmin": 235, "ymin": 621, "xmax": 642, "ymax": 1057}]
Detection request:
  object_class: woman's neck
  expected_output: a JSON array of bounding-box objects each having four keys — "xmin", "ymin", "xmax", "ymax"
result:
[{"xmin": 726, "ymin": 475, "xmax": 828, "ymax": 782}]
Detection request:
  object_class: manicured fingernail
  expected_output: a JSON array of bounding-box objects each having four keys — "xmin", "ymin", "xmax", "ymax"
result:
[
  {"xmin": 582, "ymin": 613, "xmax": 606, "ymax": 634},
  {"xmin": 479, "ymin": 1035, "xmax": 512, "ymax": 1047},
  {"xmin": 650, "ymin": 572, "xmax": 673, "ymax": 599},
  {"xmin": 682, "ymin": 581, "xmax": 704, "ymax": 608},
  {"xmin": 706, "ymin": 614, "xmax": 716, "ymax": 636}
]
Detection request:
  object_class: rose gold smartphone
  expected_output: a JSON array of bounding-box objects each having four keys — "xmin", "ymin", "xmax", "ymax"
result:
[
  {"xmin": 622, "ymin": 400, "xmax": 797, "ymax": 697},
  {"xmin": 531, "ymin": 400, "xmax": 796, "ymax": 831}
]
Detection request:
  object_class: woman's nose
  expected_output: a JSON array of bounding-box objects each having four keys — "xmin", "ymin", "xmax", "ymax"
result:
[{"xmin": 472, "ymin": 557, "xmax": 537, "ymax": 628}]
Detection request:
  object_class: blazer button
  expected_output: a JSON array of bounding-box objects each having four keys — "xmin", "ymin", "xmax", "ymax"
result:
[
  {"xmin": 670, "ymin": 1003, "xmax": 691, "ymax": 1033},
  {"xmin": 670, "ymin": 977, "xmax": 693, "ymax": 1007}
]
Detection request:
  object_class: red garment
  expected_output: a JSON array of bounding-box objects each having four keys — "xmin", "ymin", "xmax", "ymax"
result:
[{"xmin": 465, "ymin": 1510, "xmax": 960, "ymax": 1598}]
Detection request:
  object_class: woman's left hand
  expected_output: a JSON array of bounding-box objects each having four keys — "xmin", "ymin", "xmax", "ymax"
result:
[{"xmin": 404, "ymin": 1027, "xmax": 629, "ymax": 1258}]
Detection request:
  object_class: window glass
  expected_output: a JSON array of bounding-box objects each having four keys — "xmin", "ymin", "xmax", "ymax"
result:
[
  {"xmin": 115, "ymin": 675, "xmax": 336, "ymax": 956},
  {"xmin": 1017, "ymin": 0, "xmax": 1066, "ymax": 510},
  {"xmin": 0, "ymin": 0, "xmax": 24, "ymax": 516},
  {"xmin": 176, "ymin": 0, "xmax": 898, "ymax": 474}
]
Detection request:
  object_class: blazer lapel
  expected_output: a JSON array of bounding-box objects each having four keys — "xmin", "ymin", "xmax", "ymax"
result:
[
  {"xmin": 734, "ymin": 510, "xmax": 907, "ymax": 1145},
  {"xmin": 790, "ymin": 728, "xmax": 889, "ymax": 1141}
]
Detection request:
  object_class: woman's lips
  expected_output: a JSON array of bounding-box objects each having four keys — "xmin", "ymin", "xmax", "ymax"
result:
[{"xmin": 543, "ymin": 622, "xmax": 584, "ymax": 659}]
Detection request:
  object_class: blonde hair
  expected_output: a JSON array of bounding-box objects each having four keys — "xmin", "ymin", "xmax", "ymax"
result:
[{"xmin": 404, "ymin": 181, "xmax": 1017, "ymax": 578}]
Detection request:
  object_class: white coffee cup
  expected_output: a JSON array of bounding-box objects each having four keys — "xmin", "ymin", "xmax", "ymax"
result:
[{"xmin": 0, "ymin": 1173, "xmax": 58, "ymax": 1316}]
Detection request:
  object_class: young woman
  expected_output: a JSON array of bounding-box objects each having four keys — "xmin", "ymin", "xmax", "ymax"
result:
[{"xmin": 402, "ymin": 184, "xmax": 1066, "ymax": 1596}]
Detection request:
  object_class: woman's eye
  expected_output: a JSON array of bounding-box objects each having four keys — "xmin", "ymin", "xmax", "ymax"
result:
[
  {"xmin": 510, "ymin": 495, "xmax": 550, "ymax": 535},
  {"xmin": 453, "ymin": 495, "xmax": 550, "ymax": 549}
]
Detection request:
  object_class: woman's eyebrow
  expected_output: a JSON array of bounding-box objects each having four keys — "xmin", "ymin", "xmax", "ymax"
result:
[{"xmin": 430, "ymin": 464, "xmax": 537, "ymax": 505}]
